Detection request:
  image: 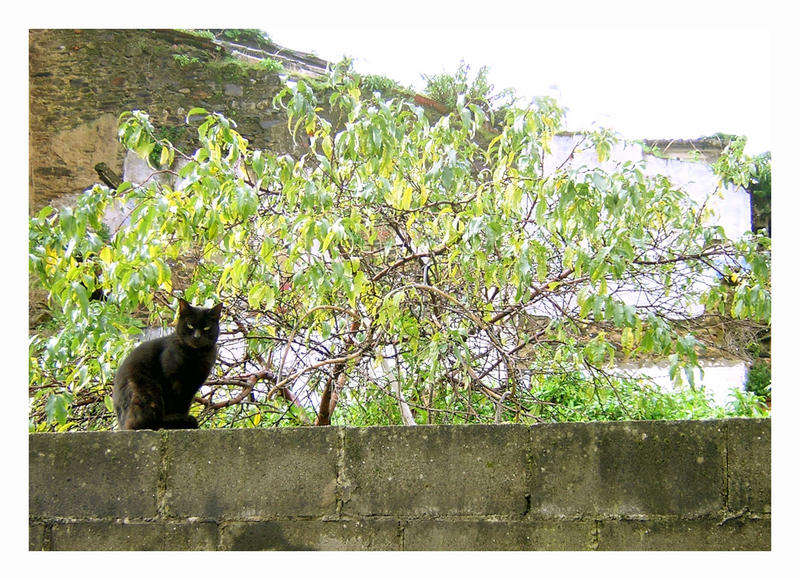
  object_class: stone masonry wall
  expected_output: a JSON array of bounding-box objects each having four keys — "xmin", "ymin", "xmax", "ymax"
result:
[
  {"xmin": 29, "ymin": 29, "xmax": 305, "ymax": 213},
  {"xmin": 29, "ymin": 419, "xmax": 770, "ymax": 551}
]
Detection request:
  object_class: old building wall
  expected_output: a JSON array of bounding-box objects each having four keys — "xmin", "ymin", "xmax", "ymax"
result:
[{"xmin": 29, "ymin": 29, "xmax": 305, "ymax": 213}]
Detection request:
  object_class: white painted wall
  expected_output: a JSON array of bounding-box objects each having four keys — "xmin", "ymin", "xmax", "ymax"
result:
[
  {"xmin": 616, "ymin": 359, "xmax": 749, "ymax": 407},
  {"xmin": 545, "ymin": 135, "xmax": 752, "ymax": 239}
]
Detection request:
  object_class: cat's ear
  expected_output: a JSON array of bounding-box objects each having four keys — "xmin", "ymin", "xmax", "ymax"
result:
[
  {"xmin": 178, "ymin": 298, "xmax": 190, "ymax": 315},
  {"xmin": 209, "ymin": 303, "xmax": 223, "ymax": 319}
]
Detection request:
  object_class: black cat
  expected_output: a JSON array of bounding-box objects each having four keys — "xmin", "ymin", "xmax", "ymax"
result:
[{"xmin": 113, "ymin": 299, "xmax": 222, "ymax": 430}]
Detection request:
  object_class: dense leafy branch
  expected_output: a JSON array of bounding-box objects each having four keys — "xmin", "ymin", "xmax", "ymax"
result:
[{"xmin": 29, "ymin": 61, "xmax": 771, "ymax": 431}]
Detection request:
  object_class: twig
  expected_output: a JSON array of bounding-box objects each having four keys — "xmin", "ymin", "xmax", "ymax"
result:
[{"xmin": 495, "ymin": 391, "xmax": 511, "ymax": 424}]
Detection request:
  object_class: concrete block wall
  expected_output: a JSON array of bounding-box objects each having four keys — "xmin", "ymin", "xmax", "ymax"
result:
[{"xmin": 29, "ymin": 419, "xmax": 770, "ymax": 550}]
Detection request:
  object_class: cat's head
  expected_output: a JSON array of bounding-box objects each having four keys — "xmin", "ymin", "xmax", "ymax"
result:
[{"xmin": 176, "ymin": 299, "xmax": 222, "ymax": 349}]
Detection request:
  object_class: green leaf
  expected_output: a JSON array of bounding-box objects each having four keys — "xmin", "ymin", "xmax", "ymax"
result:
[
  {"xmin": 45, "ymin": 393, "xmax": 72, "ymax": 425},
  {"xmin": 73, "ymin": 283, "xmax": 89, "ymax": 315},
  {"xmin": 186, "ymin": 107, "xmax": 208, "ymax": 120}
]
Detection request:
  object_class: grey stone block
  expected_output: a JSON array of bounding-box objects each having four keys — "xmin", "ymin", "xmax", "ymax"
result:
[
  {"xmin": 221, "ymin": 519, "xmax": 401, "ymax": 550},
  {"xmin": 727, "ymin": 418, "xmax": 771, "ymax": 513},
  {"xmin": 529, "ymin": 420, "xmax": 726, "ymax": 517},
  {"xmin": 341, "ymin": 424, "xmax": 530, "ymax": 517},
  {"xmin": 403, "ymin": 519, "xmax": 596, "ymax": 550},
  {"xmin": 50, "ymin": 521, "xmax": 219, "ymax": 550},
  {"xmin": 597, "ymin": 516, "xmax": 771, "ymax": 550},
  {"xmin": 163, "ymin": 427, "xmax": 340, "ymax": 519},
  {"xmin": 29, "ymin": 431, "xmax": 161, "ymax": 518}
]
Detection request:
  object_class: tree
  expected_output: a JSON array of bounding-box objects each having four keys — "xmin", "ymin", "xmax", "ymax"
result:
[
  {"xmin": 28, "ymin": 62, "xmax": 771, "ymax": 431},
  {"xmin": 422, "ymin": 60, "xmax": 516, "ymax": 118},
  {"xmin": 712, "ymin": 135, "xmax": 771, "ymax": 235}
]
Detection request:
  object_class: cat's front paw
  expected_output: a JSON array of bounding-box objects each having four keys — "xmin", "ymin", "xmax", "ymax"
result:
[{"xmin": 162, "ymin": 413, "xmax": 199, "ymax": 429}]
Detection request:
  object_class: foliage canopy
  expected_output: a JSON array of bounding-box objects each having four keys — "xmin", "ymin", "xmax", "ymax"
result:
[{"xmin": 29, "ymin": 62, "xmax": 771, "ymax": 431}]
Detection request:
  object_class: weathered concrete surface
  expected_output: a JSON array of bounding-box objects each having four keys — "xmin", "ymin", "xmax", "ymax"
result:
[
  {"xmin": 221, "ymin": 520, "xmax": 401, "ymax": 551},
  {"xmin": 403, "ymin": 520, "xmax": 596, "ymax": 551},
  {"xmin": 341, "ymin": 424, "xmax": 530, "ymax": 517},
  {"xmin": 529, "ymin": 420, "xmax": 727, "ymax": 517},
  {"xmin": 49, "ymin": 521, "xmax": 219, "ymax": 551},
  {"xmin": 163, "ymin": 428, "xmax": 339, "ymax": 519},
  {"xmin": 597, "ymin": 516, "xmax": 771, "ymax": 550},
  {"xmin": 727, "ymin": 418, "xmax": 771, "ymax": 514},
  {"xmin": 29, "ymin": 430, "xmax": 161, "ymax": 519},
  {"xmin": 29, "ymin": 419, "xmax": 770, "ymax": 551}
]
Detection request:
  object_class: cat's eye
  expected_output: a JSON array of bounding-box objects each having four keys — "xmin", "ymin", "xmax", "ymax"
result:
[
  {"xmin": 203, "ymin": 326, "xmax": 210, "ymax": 331},
  {"xmin": 187, "ymin": 324, "xmax": 194, "ymax": 330}
]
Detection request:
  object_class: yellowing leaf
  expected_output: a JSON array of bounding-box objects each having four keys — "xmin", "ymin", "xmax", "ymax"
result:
[
  {"xmin": 401, "ymin": 186, "xmax": 413, "ymax": 211},
  {"xmin": 157, "ymin": 263, "xmax": 172, "ymax": 292},
  {"xmin": 99, "ymin": 246, "xmax": 113, "ymax": 264},
  {"xmin": 622, "ymin": 327, "xmax": 635, "ymax": 353},
  {"xmin": 159, "ymin": 144, "xmax": 171, "ymax": 167}
]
